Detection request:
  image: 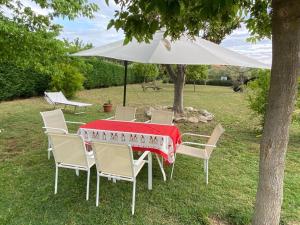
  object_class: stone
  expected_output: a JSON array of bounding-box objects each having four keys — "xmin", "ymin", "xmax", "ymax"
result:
[
  {"xmin": 162, "ymin": 105, "xmax": 172, "ymax": 110},
  {"xmin": 206, "ymin": 114, "xmax": 214, "ymax": 121},
  {"xmin": 198, "ymin": 115, "xmax": 208, "ymax": 123},
  {"xmin": 188, "ymin": 116, "xmax": 199, "ymax": 123},
  {"xmin": 174, "ymin": 116, "xmax": 187, "ymax": 122},
  {"xmin": 185, "ymin": 107, "xmax": 194, "ymax": 112}
]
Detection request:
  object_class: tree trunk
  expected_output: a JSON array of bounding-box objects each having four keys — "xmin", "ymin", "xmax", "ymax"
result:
[
  {"xmin": 253, "ymin": 1, "xmax": 300, "ymax": 224},
  {"xmin": 165, "ymin": 64, "xmax": 186, "ymax": 114}
]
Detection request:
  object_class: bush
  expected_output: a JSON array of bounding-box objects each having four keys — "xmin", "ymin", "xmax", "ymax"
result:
[
  {"xmin": 186, "ymin": 65, "xmax": 209, "ymax": 83},
  {"xmin": 82, "ymin": 58, "xmax": 136, "ymax": 89},
  {"xmin": 131, "ymin": 63, "xmax": 159, "ymax": 82},
  {"xmin": 0, "ymin": 63, "xmax": 51, "ymax": 101},
  {"xmin": 246, "ymin": 69, "xmax": 270, "ymax": 126},
  {"xmin": 50, "ymin": 63, "xmax": 85, "ymax": 98},
  {"xmin": 185, "ymin": 79, "xmax": 233, "ymax": 86}
]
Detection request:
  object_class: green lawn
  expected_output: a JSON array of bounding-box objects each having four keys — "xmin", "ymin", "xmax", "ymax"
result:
[{"xmin": 0, "ymin": 84, "xmax": 299, "ymax": 225}]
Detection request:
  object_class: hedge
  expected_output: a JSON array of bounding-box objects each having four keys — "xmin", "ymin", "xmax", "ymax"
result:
[
  {"xmin": 83, "ymin": 58, "xmax": 137, "ymax": 89},
  {"xmin": 0, "ymin": 58, "xmax": 139, "ymax": 101},
  {"xmin": 0, "ymin": 63, "xmax": 51, "ymax": 101},
  {"xmin": 166, "ymin": 78, "xmax": 233, "ymax": 86}
]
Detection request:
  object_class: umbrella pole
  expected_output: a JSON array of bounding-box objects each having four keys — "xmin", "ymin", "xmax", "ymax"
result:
[{"xmin": 123, "ymin": 60, "xmax": 128, "ymax": 106}]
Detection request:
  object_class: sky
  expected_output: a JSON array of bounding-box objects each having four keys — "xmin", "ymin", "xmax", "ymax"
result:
[{"xmin": 6, "ymin": 1, "xmax": 272, "ymax": 65}]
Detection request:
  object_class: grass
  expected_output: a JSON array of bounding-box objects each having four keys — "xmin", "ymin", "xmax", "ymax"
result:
[{"xmin": 0, "ymin": 84, "xmax": 299, "ymax": 225}]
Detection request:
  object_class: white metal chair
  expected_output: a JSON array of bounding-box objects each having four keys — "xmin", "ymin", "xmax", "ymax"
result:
[
  {"xmin": 44, "ymin": 91, "xmax": 92, "ymax": 114},
  {"xmin": 106, "ymin": 106, "xmax": 137, "ymax": 121},
  {"xmin": 40, "ymin": 109, "xmax": 85, "ymax": 159},
  {"xmin": 91, "ymin": 142, "xmax": 152, "ymax": 215},
  {"xmin": 47, "ymin": 133, "xmax": 95, "ymax": 200},
  {"xmin": 146, "ymin": 109, "xmax": 174, "ymax": 181},
  {"xmin": 171, "ymin": 124, "xmax": 225, "ymax": 184},
  {"xmin": 146, "ymin": 109, "xmax": 174, "ymax": 125}
]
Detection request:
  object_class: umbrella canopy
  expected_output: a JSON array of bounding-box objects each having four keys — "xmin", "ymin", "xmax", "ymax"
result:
[
  {"xmin": 73, "ymin": 31, "xmax": 269, "ymax": 68},
  {"xmin": 72, "ymin": 31, "xmax": 270, "ymax": 106}
]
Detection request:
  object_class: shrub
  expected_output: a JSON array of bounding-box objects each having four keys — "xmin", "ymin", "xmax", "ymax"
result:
[
  {"xmin": 82, "ymin": 58, "xmax": 136, "ymax": 89},
  {"xmin": 50, "ymin": 63, "xmax": 85, "ymax": 98},
  {"xmin": 0, "ymin": 63, "xmax": 51, "ymax": 101},
  {"xmin": 185, "ymin": 79, "xmax": 233, "ymax": 86},
  {"xmin": 131, "ymin": 63, "xmax": 159, "ymax": 82},
  {"xmin": 246, "ymin": 69, "xmax": 271, "ymax": 126}
]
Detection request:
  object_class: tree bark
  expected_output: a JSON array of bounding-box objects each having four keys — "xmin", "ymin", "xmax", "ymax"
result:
[
  {"xmin": 165, "ymin": 64, "xmax": 186, "ymax": 114},
  {"xmin": 253, "ymin": 1, "xmax": 300, "ymax": 224}
]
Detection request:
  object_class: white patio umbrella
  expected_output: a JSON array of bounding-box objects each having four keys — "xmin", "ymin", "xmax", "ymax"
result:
[{"xmin": 72, "ymin": 31, "xmax": 269, "ymax": 105}]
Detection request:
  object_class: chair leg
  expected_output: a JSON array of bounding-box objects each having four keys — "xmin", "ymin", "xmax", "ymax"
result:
[
  {"xmin": 54, "ymin": 165, "xmax": 58, "ymax": 194},
  {"xmin": 132, "ymin": 180, "xmax": 136, "ymax": 215},
  {"xmin": 47, "ymin": 137, "xmax": 51, "ymax": 160},
  {"xmin": 155, "ymin": 154, "xmax": 166, "ymax": 181},
  {"xmin": 96, "ymin": 173, "xmax": 100, "ymax": 207},
  {"xmin": 76, "ymin": 169, "xmax": 79, "ymax": 176},
  {"xmin": 86, "ymin": 169, "xmax": 90, "ymax": 200},
  {"xmin": 170, "ymin": 153, "xmax": 177, "ymax": 179},
  {"xmin": 205, "ymin": 159, "xmax": 209, "ymax": 185},
  {"xmin": 148, "ymin": 153, "xmax": 152, "ymax": 190}
]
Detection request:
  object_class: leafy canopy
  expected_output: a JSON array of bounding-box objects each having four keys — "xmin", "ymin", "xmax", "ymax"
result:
[
  {"xmin": 107, "ymin": 0, "xmax": 271, "ymax": 43},
  {"xmin": 131, "ymin": 63, "xmax": 159, "ymax": 82},
  {"xmin": 186, "ymin": 65, "xmax": 209, "ymax": 82}
]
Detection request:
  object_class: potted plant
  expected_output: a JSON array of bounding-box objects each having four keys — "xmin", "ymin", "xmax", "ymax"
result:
[{"xmin": 103, "ymin": 100, "xmax": 113, "ymax": 112}]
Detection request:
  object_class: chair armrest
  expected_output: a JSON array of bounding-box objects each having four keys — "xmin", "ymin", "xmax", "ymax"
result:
[
  {"xmin": 134, "ymin": 151, "xmax": 150, "ymax": 166},
  {"xmin": 105, "ymin": 116, "xmax": 115, "ymax": 120},
  {"xmin": 131, "ymin": 119, "xmax": 137, "ymax": 122},
  {"xmin": 65, "ymin": 121, "xmax": 86, "ymax": 125},
  {"xmin": 181, "ymin": 133, "xmax": 210, "ymax": 138},
  {"xmin": 43, "ymin": 127, "xmax": 68, "ymax": 134},
  {"xmin": 144, "ymin": 120, "xmax": 151, "ymax": 123},
  {"xmin": 183, "ymin": 141, "xmax": 216, "ymax": 148}
]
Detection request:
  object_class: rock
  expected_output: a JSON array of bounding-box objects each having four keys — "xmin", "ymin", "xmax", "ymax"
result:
[
  {"xmin": 188, "ymin": 116, "xmax": 199, "ymax": 123},
  {"xmin": 206, "ymin": 114, "xmax": 214, "ymax": 121},
  {"xmin": 162, "ymin": 105, "xmax": 173, "ymax": 110},
  {"xmin": 174, "ymin": 116, "xmax": 187, "ymax": 122},
  {"xmin": 199, "ymin": 109, "xmax": 209, "ymax": 116},
  {"xmin": 185, "ymin": 107, "xmax": 194, "ymax": 112},
  {"xmin": 198, "ymin": 115, "xmax": 208, "ymax": 123}
]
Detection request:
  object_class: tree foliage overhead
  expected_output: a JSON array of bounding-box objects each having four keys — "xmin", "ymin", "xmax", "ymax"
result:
[
  {"xmin": 0, "ymin": 0, "xmax": 98, "ymax": 70},
  {"xmin": 0, "ymin": 0, "xmax": 99, "ymax": 97},
  {"xmin": 107, "ymin": 0, "xmax": 271, "ymax": 44}
]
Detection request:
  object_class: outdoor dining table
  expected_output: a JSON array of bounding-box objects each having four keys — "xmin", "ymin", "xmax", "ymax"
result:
[{"xmin": 78, "ymin": 119, "xmax": 182, "ymax": 180}]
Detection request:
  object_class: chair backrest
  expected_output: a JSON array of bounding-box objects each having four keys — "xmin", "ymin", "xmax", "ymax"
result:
[
  {"xmin": 40, "ymin": 109, "xmax": 68, "ymax": 133},
  {"xmin": 47, "ymin": 133, "xmax": 88, "ymax": 167},
  {"xmin": 92, "ymin": 142, "xmax": 134, "ymax": 178},
  {"xmin": 150, "ymin": 109, "xmax": 174, "ymax": 125},
  {"xmin": 45, "ymin": 91, "xmax": 68, "ymax": 104},
  {"xmin": 114, "ymin": 106, "xmax": 137, "ymax": 121},
  {"xmin": 205, "ymin": 124, "xmax": 225, "ymax": 157}
]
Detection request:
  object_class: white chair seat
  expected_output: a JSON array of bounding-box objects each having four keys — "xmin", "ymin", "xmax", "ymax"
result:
[{"xmin": 176, "ymin": 145, "xmax": 208, "ymax": 159}]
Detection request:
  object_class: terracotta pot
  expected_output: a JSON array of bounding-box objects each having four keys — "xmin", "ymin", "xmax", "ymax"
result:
[{"xmin": 103, "ymin": 104, "xmax": 113, "ymax": 112}]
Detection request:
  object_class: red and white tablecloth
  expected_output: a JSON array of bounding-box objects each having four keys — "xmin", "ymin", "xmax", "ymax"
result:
[{"xmin": 78, "ymin": 120, "xmax": 181, "ymax": 163}]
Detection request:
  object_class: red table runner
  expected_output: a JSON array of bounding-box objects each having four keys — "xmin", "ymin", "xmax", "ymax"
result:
[{"xmin": 79, "ymin": 120, "xmax": 181, "ymax": 163}]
